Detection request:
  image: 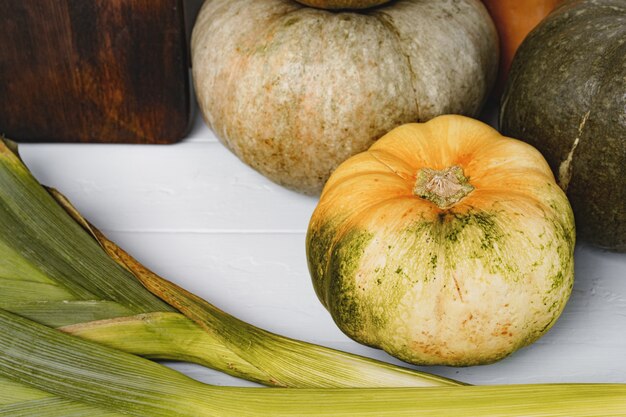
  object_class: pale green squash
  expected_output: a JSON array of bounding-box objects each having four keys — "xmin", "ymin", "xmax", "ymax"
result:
[{"xmin": 192, "ymin": 0, "xmax": 497, "ymax": 194}]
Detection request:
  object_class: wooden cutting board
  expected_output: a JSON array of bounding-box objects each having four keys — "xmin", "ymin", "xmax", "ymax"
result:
[{"xmin": 0, "ymin": 0, "xmax": 190, "ymax": 143}]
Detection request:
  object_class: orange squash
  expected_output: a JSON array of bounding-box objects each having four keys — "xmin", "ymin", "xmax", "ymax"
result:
[
  {"xmin": 307, "ymin": 115, "xmax": 575, "ymax": 366},
  {"xmin": 482, "ymin": 0, "xmax": 563, "ymax": 90}
]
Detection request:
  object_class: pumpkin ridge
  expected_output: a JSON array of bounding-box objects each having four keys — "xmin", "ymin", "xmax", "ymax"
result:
[
  {"xmin": 318, "ymin": 191, "xmax": 433, "ymax": 310},
  {"xmin": 369, "ymin": 10, "xmax": 421, "ymax": 118},
  {"xmin": 368, "ymin": 148, "xmax": 414, "ymax": 181},
  {"xmin": 466, "ymin": 188, "xmax": 555, "ymax": 215},
  {"xmin": 318, "ymin": 212, "xmax": 375, "ymax": 309},
  {"xmin": 327, "ymin": 227, "xmax": 376, "ymax": 341},
  {"xmin": 319, "ymin": 170, "xmax": 407, "ymax": 202}
]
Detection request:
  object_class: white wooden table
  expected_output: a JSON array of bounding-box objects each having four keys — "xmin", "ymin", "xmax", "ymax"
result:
[{"xmin": 19, "ymin": 110, "xmax": 626, "ymax": 387}]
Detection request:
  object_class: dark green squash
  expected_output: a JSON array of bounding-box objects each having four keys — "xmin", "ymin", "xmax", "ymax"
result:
[{"xmin": 500, "ymin": 0, "xmax": 626, "ymax": 251}]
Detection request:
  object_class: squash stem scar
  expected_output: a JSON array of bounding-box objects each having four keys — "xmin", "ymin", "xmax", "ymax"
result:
[{"xmin": 413, "ymin": 165, "xmax": 474, "ymax": 209}]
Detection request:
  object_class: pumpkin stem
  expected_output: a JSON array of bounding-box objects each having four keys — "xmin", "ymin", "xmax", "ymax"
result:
[{"xmin": 413, "ymin": 166, "xmax": 474, "ymax": 209}]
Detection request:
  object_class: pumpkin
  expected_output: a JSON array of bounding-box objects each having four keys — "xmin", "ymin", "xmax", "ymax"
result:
[
  {"xmin": 500, "ymin": 0, "xmax": 626, "ymax": 251},
  {"xmin": 295, "ymin": 0, "xmax": 391, "ymax": 9},
  {"xmin": 481, "ymin": 0, "xmax": 563, "ymax": 90},
  {"xmin": 306, "ymin": 115, "xmax": 575, "ymax": 366},
  {"xmin": 191, "ymin": 0, "xmax": 498, "ymax": 195}
]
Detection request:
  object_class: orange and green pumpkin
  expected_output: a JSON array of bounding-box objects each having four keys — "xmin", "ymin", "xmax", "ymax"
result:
[{"xmin": 306, "ymin": 115, "xmax": 575, "ymax": 366}]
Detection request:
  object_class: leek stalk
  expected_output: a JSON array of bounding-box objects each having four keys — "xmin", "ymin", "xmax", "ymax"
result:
[
  {"xmin": 1, "ymin": 309, "xmax": 625, "ymax": 417},
  {"xmin": 0, "ymin": 378, "xmax": 118, "ymax": 417}
]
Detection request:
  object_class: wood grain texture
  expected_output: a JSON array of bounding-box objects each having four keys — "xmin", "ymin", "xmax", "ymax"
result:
[{"xmin": 0, "ymin": 0, "xmax": 190, "ymax": 143}]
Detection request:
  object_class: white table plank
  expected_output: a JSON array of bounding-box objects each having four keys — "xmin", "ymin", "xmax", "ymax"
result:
[{"xmin": 19, "ymin": 137, "xmax": 317, "ymax": 233}]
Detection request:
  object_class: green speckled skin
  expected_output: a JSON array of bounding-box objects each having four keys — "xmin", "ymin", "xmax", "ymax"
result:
[
  {"xmin": 307, "ymin": 116, "xmax": 576, "ymax": 366},
  {"xmin": 500, "ymin": 0, "xmax": 626, "ymax": 251}
]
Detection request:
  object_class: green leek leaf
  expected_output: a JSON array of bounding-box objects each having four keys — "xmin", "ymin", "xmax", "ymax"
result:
[{"xmin": 1, "ymin": 309, "xmax": 626, "ymax": 417}]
